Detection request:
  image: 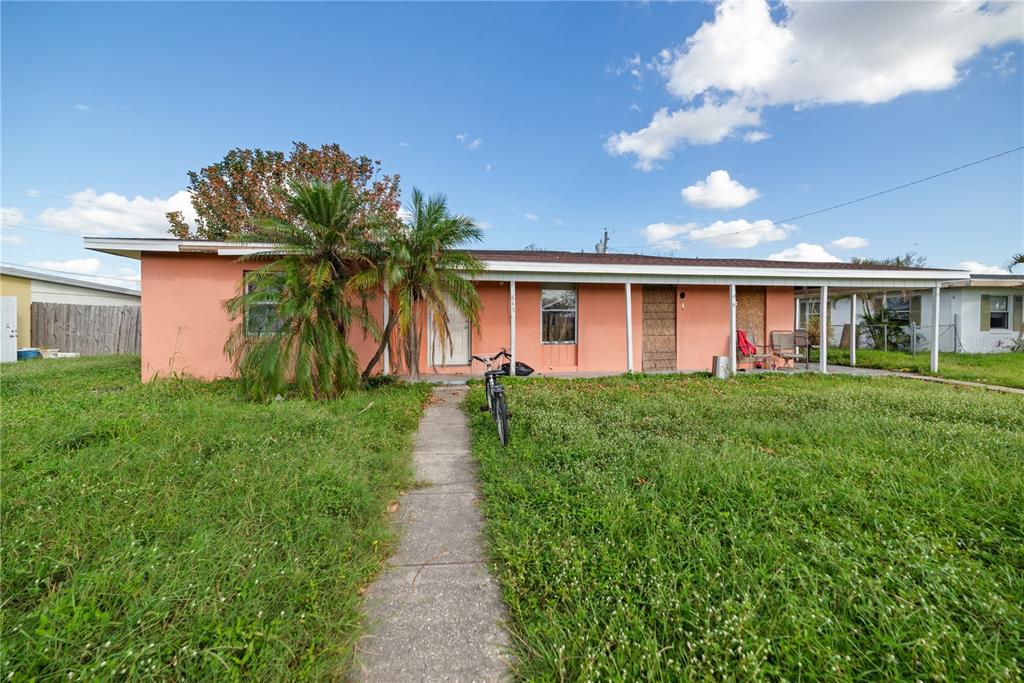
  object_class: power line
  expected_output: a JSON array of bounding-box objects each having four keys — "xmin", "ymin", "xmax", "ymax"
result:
[
  {"xmin": 617, "ymin": 235, "xmax": 1024, "ymax": 252},
  {"xmin": 672, "ymin": 146, "xmax": 1024, "ymax": 247},
  {"xmin": 4, "ymin": 146, "xmax": 1021, "ymax": 245}
]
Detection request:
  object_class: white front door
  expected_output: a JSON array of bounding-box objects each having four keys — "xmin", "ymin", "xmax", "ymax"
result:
[
  {"xmin": 1, "ymin": 296, "xmax": 18, "ymax": 363},
  {"xmin": 429, "ymin": 294, "xmax": 471, "ymax": 366}
]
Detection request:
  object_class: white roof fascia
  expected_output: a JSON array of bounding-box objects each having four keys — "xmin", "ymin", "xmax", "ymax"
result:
[{"xmin": 83, "ymin": 238, "xmax": 970, "ymax": 285}]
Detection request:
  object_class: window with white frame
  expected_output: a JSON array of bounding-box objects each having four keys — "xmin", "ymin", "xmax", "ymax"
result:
[
  {"xmin": 990, "ymin": 295, "xmax": 1009, "ymax": 330},
  {"xmin": 541, "ymin": 286, "xmax": 577, "ymax": 344},
  {"xmin": 244, "ymin": 271, "xmax": 285, "ymax": 336},
  {"xmin": 797, "ymin": 300, "xmax": 820, "ymax": 328}
]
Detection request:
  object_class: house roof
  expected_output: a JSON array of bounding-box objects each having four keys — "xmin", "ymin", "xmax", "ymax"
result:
[
  {"xmin": 465, "ymin": 250, "xmax": 950, "ymax": 272},
  {"xmin": 1, "ymin": 264, "xmax": 141, "ymax": 297},
  {"xmin": 82, "ymin": 237, "xmax": 970, "ymax": 288}
]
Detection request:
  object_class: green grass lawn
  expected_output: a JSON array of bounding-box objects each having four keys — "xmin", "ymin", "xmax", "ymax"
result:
[
  {"xmin": 470, "ymin": 373, "xmax": 1024, "ymax": 681},
  {"xmin": 824, "ymin": 348, "xmax": 1024, "ymax": 389},
  {"xmin": 1, "ymin": 355, "xmax": 430, "ymax": 680}
]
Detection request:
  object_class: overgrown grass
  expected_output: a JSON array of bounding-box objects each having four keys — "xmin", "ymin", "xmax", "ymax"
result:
[
  {"xmin": 1, "ymin": 355, "xmax": 431, "ymax": 680},
  {"xmin": 470, "ymin": 373, "xmax": 1024, "ymax": 680},
  {"xmin": 825, "ymin": 348, "xmax": 1024, "ymax": 389}
]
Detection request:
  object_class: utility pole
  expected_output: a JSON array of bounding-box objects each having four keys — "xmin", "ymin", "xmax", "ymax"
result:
[{"xmin": 595, "ymin": 229, "xmax": 609, "ymax": 253}]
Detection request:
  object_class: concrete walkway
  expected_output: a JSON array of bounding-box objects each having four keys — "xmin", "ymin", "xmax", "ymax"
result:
[{"xmin": 354, "ymin": 385, "xmax": 511, "ymax": 682}]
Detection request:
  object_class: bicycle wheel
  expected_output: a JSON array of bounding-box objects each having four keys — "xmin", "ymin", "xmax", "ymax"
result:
[{"xmin": 493, "ymin": 390, "xmax": 509, "ymax": 447}]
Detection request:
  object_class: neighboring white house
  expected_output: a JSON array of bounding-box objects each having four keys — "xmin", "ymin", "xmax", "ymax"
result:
[
  {"xmin": 1, "ymin": 265, "xmax": 141, "ymax": 359},
  {"xmin": 799, "ymin": 274, "xmax": 1023, "ymax": 353}
]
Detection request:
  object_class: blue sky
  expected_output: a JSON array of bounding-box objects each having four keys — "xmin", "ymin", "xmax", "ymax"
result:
[{"xmin": 2, "ymin": 1, "xmax": 1022, "ymax": 287}]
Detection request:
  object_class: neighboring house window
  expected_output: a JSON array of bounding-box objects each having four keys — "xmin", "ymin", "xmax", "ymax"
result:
[
  {"xmin": 541, "ymin": 286, "xmax": 577, "ymax": 344},
  {"xmin": 989, "ymin": 295, "xmax": 1009, "ymax": 330},
  {"xmin": 886, "ymin": 295, "xmax": 912, "ymax": 323},
  {"xmin": 244, "ymin": 271, "xmax": 285, "ymax": 336}
]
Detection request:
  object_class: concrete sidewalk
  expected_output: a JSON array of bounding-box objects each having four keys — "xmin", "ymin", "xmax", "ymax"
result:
[{"xmin": 353, "ymin": 385, "xmax": 511, "ymax": 682}]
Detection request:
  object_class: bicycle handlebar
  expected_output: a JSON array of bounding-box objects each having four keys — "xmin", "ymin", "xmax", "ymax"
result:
[{"xmin": 471, "ymin": 349, "xmax": 510, "ymax": 365}]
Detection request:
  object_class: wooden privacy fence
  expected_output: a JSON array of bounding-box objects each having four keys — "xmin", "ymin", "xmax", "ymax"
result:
[{"xmin": 31, "ymin": 302, "xmax": 140, "ymax": 355}]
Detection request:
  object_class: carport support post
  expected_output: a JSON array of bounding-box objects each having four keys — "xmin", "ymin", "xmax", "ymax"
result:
[
  {"xmin": 509, "ymin": 280, "xmax": 517, "ymax": 372},
  {"xmin": 729, "ymin": 284, "xmax": 737, "ymax": 377},
  {"xmin": 625, "ymin": 282, "xmax": 634, "ymax": 372},
  {"xmin": 850, "ymin": 293, "xmax": 857, "ymax": 367},
  {"xmin": 819, "ymin": 284, "xmax": 829, "ymax": 374},
  {"xmin": 930, "ymin": 284, "xmax": 940, "ymax": 373}
]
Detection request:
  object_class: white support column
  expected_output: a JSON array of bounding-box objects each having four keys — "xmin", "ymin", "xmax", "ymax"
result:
[
  {"xmin": 625, "ymin": 282, "xmax": 634, "ymax": 372},
  {"xmin": 509, "ymin": 280, "xmax": 517, "ymax": 371},
  {"xmin": 795, "ymin": 296, "xmax": 801, "ymax": 329},
  {"xmin": 849, "ymin": 293, "xmax": 857, "ymax": 367},
  {"xmin": 382, "ymin": 287, "xmax": 390, "ymax": 375},
  {"xmin": 931, "ymin": 284, "xmax": 940, "ymax": 373},
  {"xmin": 819, "ymin": 285, "xmax": 829, "ymax": 374},
  {"xmin": 729, "ymin": 284, "xmax": 737, "ymax": 376}
]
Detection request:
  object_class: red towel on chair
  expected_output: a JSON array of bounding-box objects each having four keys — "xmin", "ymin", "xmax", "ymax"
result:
[{"xmin": 737, "ymin": 329, "xmax": 758, "ymax": 356}]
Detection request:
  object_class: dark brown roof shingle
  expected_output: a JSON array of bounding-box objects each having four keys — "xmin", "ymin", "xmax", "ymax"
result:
[{"xmin": 466, "ymin": 250, "xmax": 951, "ymax": 271}]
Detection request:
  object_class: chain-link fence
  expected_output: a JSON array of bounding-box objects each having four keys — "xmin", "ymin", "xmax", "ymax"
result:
[{"xmin": 827, "ymin": 323, "xmax": 959, "ymax": 353}]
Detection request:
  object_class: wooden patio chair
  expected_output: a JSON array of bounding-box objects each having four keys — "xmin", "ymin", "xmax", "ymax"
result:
[
  {"xmin": 770, "ymin": 330, "xmax": 809, "ymax": 369},
  {"xmin": 737, "ymin": 329, "xmax": 775, "ymax": 370}
]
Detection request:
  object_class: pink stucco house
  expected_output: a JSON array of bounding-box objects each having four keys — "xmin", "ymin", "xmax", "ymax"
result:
[{"xmin": 85, "ymin": 238, "xmax": 969, "ymax": 381}]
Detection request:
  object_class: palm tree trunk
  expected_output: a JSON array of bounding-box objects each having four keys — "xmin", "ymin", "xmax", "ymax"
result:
[
  {"xmin": 361, "ymin": 311, "xmax": 399, "ymax": 380},
  {"xmin": 407, "ymin": 314, "xmax": 421, "ymax": 381}
]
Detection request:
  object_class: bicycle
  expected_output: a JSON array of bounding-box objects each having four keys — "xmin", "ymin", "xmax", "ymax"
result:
[{"xmin": 471, "ymin": 349, "xmax": 513, "ymax": 447}]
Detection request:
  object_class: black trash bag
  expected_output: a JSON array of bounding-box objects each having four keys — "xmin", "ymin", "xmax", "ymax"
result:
[{"xmin": 500, "ymin": 361, "xmax": 535, "ymax": 377}]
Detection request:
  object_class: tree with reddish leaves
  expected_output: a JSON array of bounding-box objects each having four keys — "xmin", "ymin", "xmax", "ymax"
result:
[{"xmin": 166, "ymin": 142, "xmax": 401, "ymax": 239}]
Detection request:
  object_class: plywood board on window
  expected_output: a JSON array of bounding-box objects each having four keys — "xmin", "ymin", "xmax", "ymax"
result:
[
  {"xmin": 643, "ymin": 285, "xmax": 676, "ymax": 371},
  {"xmin": 736, "ymin": 287, "xmax": 767, "ymax": 345}
]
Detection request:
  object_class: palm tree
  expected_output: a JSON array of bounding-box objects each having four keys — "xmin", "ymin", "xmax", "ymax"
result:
[
  {"xmin": 1009, "ymin": 252, "xmax": 1024, "ymax": 272},
  {"xmin": 223, "ymin": 179, "xmax": 383, "ymax": 400},
  {"xmin": 356, "ymin": 189, "xmax": 484, "ymax": 381}
]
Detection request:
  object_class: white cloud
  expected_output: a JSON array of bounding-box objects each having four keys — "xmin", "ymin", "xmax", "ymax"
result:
[
  {"xmin": 605, "ymin": 98, "xmax": 761, "ymax": 170},
  {"xmin": 609, "ymin": 0, "xmax": 1023, "ymax": 168},
  {"xmin": 993, "ymin": 50, "xmax": 1017, "ymax": 77},
  {"xmin": 681, "ymin": 170, "xmax": 760, "ymax": 209},
  {"xmin": 829, "ymin": 235, "xmax": 869, "ymax": 250},
  {"xmin": 73, "ymin": 104, "xmax": 92, "ymax": 112},
  {"xmin": 524, "ymin": 213, "xmax": 539, "ymax": 221},
  {"xmin": 767, "ymin": 243, "xmax": 842, "ymax": 263},
  {"xmin": 398, "ymin": 141, "xmax": 411, "ymax": 148},
  {"xmin": 1, "ymin": 207, "xmax": 26, "ymax": 226},
  {"xmin": 629, "ymin": 103, "xmax": 642, "ymax": 113},
  {"xmin": 743, "ymin": 130, "xmax": 770, "ymax": 143},
  {"xmin": 476, "ymin": 220, "xmax": 492, "ymax": 229},
  {"xmin": 611, "ymin": 53, "xmax": 647, "ymax": 89},
  {"xmin": 27, "ymin": 257, "xmax": 102, "ymax": 274},
  {"xmin": 24, "ymin": 190, "xmax": 42, "ymax": 198},
  {"xmin": 456, "ymin": 133, "xmax": 482, "ymax": 149},
  {"xmin": 954, "ymin": 260, "xmax": 1009, "ymax": 274},
  {"xmin": 1, "ymin": 207, "xmax": 26, "ymax": 244},
  {"xmin": 396, "ymin": 206, "xmax": 413, "ymax": 223},
  {"xmin": 36, "ymin": 188, "xmax": 195, "ymax": 237},
  {"xmin": 485, "ymin": 163, "xmax": 493, "ymax": 172},
  {"xmin": 644, "ymin": 218, "xmax": 793, "ymax": 251}
]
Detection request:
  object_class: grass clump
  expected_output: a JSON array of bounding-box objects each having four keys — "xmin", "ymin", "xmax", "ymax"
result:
[
  {"xmin": 1, "ymin": 355, "xmax": 430, "ymax": 680},
  {"xmin": 826, "ymin": 348, "xmax": 1024, "ymax": 389},
  {"xmin": 470, "ymin": 373, "xmax": 1024, "ymax": 681}
]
